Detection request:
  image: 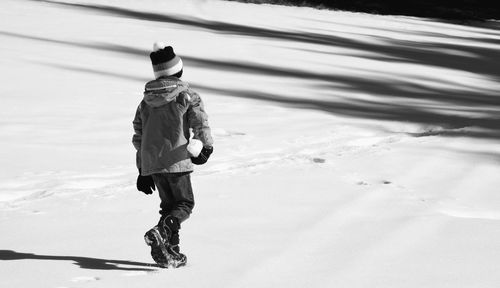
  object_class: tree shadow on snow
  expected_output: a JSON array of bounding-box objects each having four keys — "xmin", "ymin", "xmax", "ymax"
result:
[
  {"xmin": 3, "ymin": 28, "xmax": 499, "ymax": 139},
  {"xmin": 9, "ymin": 2, "xmax": 500, "ymax": 140},
  {"xmin": 193, "ymin": 85, "xmax": 500, "ymax": 140},
  {"xmin": 29, "ymin": 0, "xmax": 500, "ymax": 81},
  {"xmin": 0, "ymin": 250, "xmax": 158, "ymax": 271}
]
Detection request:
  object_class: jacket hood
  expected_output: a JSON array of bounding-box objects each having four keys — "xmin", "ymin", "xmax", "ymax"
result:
[{"xmin": 143, "ymin": 77, "xmax": 189, "ymax": 107}]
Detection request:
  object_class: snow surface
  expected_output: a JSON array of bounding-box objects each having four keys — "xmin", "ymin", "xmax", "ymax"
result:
[{"xmin": 1, "ymin": 0, "xmax": 500, "ymax": 287}]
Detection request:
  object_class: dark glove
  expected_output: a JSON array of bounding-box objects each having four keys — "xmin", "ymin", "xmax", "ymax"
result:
[
  {"xmin": 191, "ymin": 146, "xmax": 213, "ymax": 165},
  {"xmin": 137, "ymin": 173, "xmax": 155, "ymax": 195}
]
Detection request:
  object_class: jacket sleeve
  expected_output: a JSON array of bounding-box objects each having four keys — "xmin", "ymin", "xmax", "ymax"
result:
[
  {"xmin": 132, "ymin": 103, "xmax": 143, "ymax": 171},
  {"xmin": 187, "ymin": 91, "xmax": 214, "ymax": 147}
]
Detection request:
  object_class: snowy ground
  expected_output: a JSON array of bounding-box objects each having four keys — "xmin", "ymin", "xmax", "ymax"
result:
[{"xmin": 1, "ymin": 0, "xmax": 500, "ymax": 287}]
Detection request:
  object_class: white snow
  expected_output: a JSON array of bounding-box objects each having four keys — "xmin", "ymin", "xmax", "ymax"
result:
[{"xmin": 1, "ymin": 0, "xmax": 500, "ymax": 287}]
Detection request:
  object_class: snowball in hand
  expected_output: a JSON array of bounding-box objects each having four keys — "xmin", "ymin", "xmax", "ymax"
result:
[{"xmin": 187, "ymin": 139, "xmax": 203, "ymax": 157}]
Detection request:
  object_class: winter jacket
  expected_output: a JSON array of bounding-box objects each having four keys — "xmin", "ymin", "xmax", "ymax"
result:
[{"xmin": 132, "ymin": 77, "xmax": 213, "ymax": 175}]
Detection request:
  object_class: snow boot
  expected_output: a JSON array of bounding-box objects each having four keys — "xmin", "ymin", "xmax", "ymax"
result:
[
  {"xmin": 160, "ymin": 216, "xmax": 187, "ymax": 268},
  {"xmin": 144, "ymin": 225, "xmax": 169, "ymax": 268},
  {"xmin": 165, "ymin": 230, "xmax": 187, "ymax": 268}
]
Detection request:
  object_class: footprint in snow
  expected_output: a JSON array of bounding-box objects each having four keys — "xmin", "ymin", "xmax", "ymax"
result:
[
  {"xmin": 356, "ymin": 180, "xmax": 392, "ymax": 186},
  {"xmin": 71, "ymin": 276, "xmax": 100, "ymax": 282},
  {"xmin": 31, "ymin": 210, "xmax": 45, "ymax": 214}
]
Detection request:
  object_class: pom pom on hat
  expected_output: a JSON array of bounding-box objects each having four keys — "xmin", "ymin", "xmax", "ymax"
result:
[
  {"xmin": 150, "ymin": 42, "xmax": 183, "ymax": 79},
  {"xmin": 153, "ymin": 41, "xmax": 166, "ymax": 52}
]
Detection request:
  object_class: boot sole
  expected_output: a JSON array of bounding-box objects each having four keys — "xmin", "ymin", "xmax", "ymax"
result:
[{"xmin": 169, "ymin": 255, "xmax": 187, "ymax": 268}]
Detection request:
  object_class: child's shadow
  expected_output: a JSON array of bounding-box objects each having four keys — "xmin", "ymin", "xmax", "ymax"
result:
[{"xmin": 0, "ymin": 250, "xmax": 158, "ymax": 271}]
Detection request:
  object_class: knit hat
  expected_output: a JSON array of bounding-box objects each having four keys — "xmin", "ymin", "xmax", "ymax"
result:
[{"xmin": 150, "ymin": 42, "xmax": 183, "ymax": 79}]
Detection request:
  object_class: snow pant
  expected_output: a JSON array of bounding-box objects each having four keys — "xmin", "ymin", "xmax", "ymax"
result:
[{"xmin": 152, "ymin": 172, "xmax": 195, "ymax": 224}]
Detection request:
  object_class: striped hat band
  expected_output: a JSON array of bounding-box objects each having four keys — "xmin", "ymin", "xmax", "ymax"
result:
[{"xmin": 153, "ymin": 56, "xmax": 183, "ymax": 78}]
